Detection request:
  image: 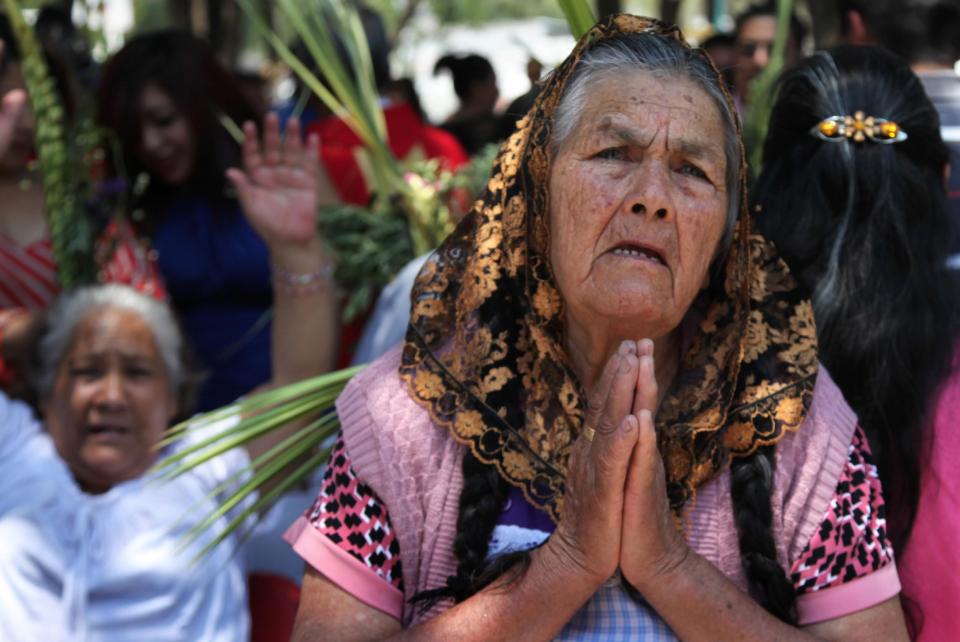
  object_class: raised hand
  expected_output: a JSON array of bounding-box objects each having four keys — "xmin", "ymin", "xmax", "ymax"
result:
[
  {"xmin": 545, "ymin": 340, "xmax": 643, "ymax": 587},
  {"xmin": 619, "ymin": 340, "xmax": 690, "ymax": 592},
  {"xmin": 226, "ymin": 113, "xmax": 332, "ymax": 251}
]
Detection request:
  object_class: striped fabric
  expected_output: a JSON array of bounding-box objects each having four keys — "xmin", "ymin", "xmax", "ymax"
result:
[
  {"xmin": 94, "ymin": 220, "xmax": 167, "ymax": 301},
  {"xmin": 0, "ymin": 236, "xmax": 58, "ymax": 310},
  {"xmin": 555, "ymin": 578, "xmax": 679, "ymax": 641},
  {"xmin": 0, "ymin": 220, "xmax": 165, "ymax": 311}
]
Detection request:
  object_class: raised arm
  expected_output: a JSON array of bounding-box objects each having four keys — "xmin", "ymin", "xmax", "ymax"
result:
[{"xmin": 226, "ymin": 113, "xmax": 340, "ymax": 468}]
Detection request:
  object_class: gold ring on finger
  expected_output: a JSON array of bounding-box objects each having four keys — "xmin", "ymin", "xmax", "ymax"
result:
[{"xmin": 582, "ymin": 426, "xmax": 596, "ymax": 443}]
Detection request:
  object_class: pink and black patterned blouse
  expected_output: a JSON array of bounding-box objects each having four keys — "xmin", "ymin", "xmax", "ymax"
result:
[{"xmin": 293, "ymin": 425, "xmax": 896, "ymax": 623}]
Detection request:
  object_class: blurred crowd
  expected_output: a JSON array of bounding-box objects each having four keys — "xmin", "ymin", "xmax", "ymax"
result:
[{"xmin": 0, "ymin": 0, "xmax": 957, "ymax": 641}]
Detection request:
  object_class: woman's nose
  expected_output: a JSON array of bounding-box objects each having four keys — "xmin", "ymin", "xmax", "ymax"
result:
[
  {"xmin": 624, "ymin": 163, "xmax": 674, "ymax": 221},
  {"xmin": 96, "ymin": 371, "xmax": 127, "ymax": 407},
  {"xmin": 753, "ymin": 45, "xmax": 770, "ymax": 68}
]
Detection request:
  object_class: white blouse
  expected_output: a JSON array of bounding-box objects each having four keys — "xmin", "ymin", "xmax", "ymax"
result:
[{"xmin": 0, "ymin": 394, "xmax": 254, "ymax": 642}]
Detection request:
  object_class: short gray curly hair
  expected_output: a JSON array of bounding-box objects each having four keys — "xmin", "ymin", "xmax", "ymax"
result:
[{"xmin": 35, "ymin": 285, "xmax": 184, "ymax": 400}]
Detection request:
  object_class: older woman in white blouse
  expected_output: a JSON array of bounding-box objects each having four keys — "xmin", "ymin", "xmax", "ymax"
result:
[{"xmin": 0, "ymin": 115, "xmax": 338, "ymax": 641}]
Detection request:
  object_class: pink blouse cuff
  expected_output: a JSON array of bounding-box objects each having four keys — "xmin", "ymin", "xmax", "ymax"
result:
[
  {"xmin": 796, "ymin": 562, "xmax": 901, "ymax": 625},
  {"xmin": 284, "ymin": 515, "xmax": 404, "ymax": 621}
]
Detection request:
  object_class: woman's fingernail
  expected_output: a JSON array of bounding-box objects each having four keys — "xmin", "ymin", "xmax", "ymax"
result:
[{"xmin": 623, "ymin": 415, "xmax": 639, "ymax": 431}]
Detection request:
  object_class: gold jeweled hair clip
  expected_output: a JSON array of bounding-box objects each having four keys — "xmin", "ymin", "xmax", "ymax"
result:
[{"xmin": 810, "ymin": 110, "xmax": 908, "ymax": 144}]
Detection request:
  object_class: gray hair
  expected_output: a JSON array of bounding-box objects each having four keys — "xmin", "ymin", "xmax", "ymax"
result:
[
  {"xmin": 36, "ymin": 284, "xmax": 184, "ymax": 399},
  {"xmin": 552, "ymin": 33, "xmax": 742, "ymax": 247}
]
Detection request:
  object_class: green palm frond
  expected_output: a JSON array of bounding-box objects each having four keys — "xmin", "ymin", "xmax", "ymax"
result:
[
  {"xmin": 2, "ymin": 0, "xmax": 95, "ymax": 289},
  {"xmin": 238, "ymin": 0, "xmax": 464, "ymax": 321},
  {"xmin": 238, "ymin": 0, "xmax": 403, "ymax": 198},
  {"xmin": 558, "ymin": 0, "xmax": 596, "ymax": 39},
  {"xmin": 153, "ymin": 366, "xmax": 363, "ymax": 557}
]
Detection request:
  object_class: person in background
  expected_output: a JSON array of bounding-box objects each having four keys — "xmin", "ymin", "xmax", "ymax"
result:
[
  {"xmin": 499, "ymin": 56, "xmax": 544, "ymax": 140},
  {"xmin": 434, "ymin": 53, "xmax": 501, "ymax": 155},
  {"xmin": 34, "ymin": 5, "xmax": 98, "ymax": 91},
  {"xmin": 383, "ymin": 77, "xmax": 427, "ymax": 122},
  {"xmin": 304, "ymin": 7, "xmax": 466, "ymax": 366},
  {"xmin": 702, "ymin": 32, "xmax": 737, "ymax": 90},
  {"xmin": 754, "ymin": 45, "xmax": 960, "ymax": 642},
  {"xmin": 0, "ymin": 112, "xmax": 334, "ymax": 641},
  {"xmin": 234, "ymin": 68, "xmax": 271, "ymax": 123},
  {"xmin": 732, "ymin": 1, "xmax": 806, "ymax": 112},
  {"xmin": 96, "ymin": 30, "xmax": 339, "ymax": 411},
  {"xmin": 840, "ymin": 0, "xmax": 960, "ymax": 255},
  {"xmin": 0, "ymin": 16, "xmax": 163, "ymax": 403}
]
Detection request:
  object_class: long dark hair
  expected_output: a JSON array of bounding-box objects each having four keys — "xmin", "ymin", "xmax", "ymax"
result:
[
  {"xmin": 754, "ymin": 45, "xmax": 960, "ymax": 554},
  {"xmin": 416, "ymin": 32, "xmax": 799, "ymax": 625},
  {"xmin": 96, "ymin": 29, "xmax": 260, "ymax": 217}
]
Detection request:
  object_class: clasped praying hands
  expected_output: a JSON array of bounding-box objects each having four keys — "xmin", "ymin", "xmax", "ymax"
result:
[{"xmin": 549, "ymin": 339, "xmax": 689, "ymax": 594}]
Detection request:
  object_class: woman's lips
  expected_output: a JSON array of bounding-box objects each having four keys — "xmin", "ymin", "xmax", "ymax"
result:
[
  {"xmin": 85, "ymin": 424, "xmax": 131, "ymax": 438},
  {"xmin": 607, "ymin": 243, "xmax": 666, "ymax": 266}
]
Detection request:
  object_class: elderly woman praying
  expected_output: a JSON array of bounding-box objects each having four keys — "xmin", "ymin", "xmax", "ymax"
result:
[{"xmin": 286, "ymin": 16, "xmax": 908, "ymax": 641}]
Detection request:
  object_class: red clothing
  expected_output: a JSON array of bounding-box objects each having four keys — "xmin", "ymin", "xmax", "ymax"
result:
[
  {"xmin": 308, "ymin": 102, "xmax": 468, "ymax": 206},
  {"xmin": 0, "ymin": 220, "xmax": 166, "ymax": 310},
  {"xmin": 309, "ymin": 103, "xmax": 468, "ymax": 367},
  {"xmin": 0, "ymin": 220, "xmax": 165, "ymax": 386},
  {"xmin": 0, "ymin": 236, "xmax": 58, "ymax": 311}
]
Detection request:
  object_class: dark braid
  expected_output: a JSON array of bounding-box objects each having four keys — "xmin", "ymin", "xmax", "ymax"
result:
[
  {"xmin": 730, "ymin": 446, "xmax": 797, "ymax": 624},
  {"xmin": 413, "ymin": 452, "xmax": 530, "ymax": 608}
]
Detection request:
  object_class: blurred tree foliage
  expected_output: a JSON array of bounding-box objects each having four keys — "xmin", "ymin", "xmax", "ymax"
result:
[{"xmin": 131, "ymin": 0, "xmax": 172, "ymax": 31}]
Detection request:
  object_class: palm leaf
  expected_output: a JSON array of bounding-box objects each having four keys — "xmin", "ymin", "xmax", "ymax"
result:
[
  {"xmin": 558, "ymin": 0, "xmax": 596, "ymax": 39},
  {"xmin": 2, "ymin": 0, "xmax": 96, "ymax": 289},
  {"xmin": 237, "ymin": 0, "xmax": 403, "ymax": 198},
  {"xmin": 153, "ymin": 366, "xmax": 363, "ymax": 556}
]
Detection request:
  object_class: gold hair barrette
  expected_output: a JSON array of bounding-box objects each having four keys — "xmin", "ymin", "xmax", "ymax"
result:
[{"xmin": 810, "ymin": 111, "xmax": 907, "ymax": 144}]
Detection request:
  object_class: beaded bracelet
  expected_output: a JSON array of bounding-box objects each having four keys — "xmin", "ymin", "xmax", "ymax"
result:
[
  {"xmin": 272, "ymin": 262, "xmax": 335, "ymax": 285},
  {"xmin": 271, "ymin": 262, "xmax": 336, "ymax": 297}
]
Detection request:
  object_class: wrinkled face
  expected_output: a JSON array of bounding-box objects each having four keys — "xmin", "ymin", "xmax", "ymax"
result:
[
  {"xmin": 43, "ymin": 307, "xmax": 178, "ymax": 494},
  {"xmin": 549, "ymin": 71, "xmax": 729, "ymax": 339},
  {"xmin": 137, "ymin": 83, "xmax": 196, "ymax": 185},
  {"xmin": 0, "ymin": 62, "xmax": 35, "ymax": 172}
]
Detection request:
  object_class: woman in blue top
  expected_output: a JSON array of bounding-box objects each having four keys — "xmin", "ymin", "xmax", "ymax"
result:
[{"xmin": 96, "ymin": 30, "xmax": 339, "ymax": 410}]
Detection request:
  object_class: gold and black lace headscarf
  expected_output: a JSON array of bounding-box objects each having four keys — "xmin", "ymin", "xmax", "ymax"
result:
[{"xmin": 400, "ymin": 15, "xmax": 817, "ymax": 522}]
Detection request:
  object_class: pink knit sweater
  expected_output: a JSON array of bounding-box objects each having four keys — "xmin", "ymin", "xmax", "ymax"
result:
[{"xmin": 328, "ymin": 347, "xmax": 895, "ymax": 627}]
